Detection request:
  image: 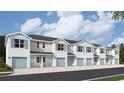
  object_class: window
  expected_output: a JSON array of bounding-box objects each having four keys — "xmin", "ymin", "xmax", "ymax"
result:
[
  {"xmin": 20, "ymin": 40, "xmax": 24, "ymax": 48},
  {"xmin": 37, "ymin": 42, "xmax": 39, "ymax": 48},
  {"xmin": 37, "ymin": 57, "xmax": 40, "ymax": 63},
  {"xmin": 86, "ymin": 47, "xmax": 92, "ymax": 53},
  {"xmin": 57, "ymin": 44, "xmax": 65, "ymax": 51},
  {"xmin": 43, "ymin": 57, "xmax": 45, "ymax": 63},
  {"xmin": 43, "ymin": 42, "xmax": 45, "ymax": 48},
  {"xmin": 14, "ymin": 39, "xmax": 24, "ymax": 48},
  {"xmin": 77, "ymin": 46, "xmax": 83, "ymax": 52},
  {"xmin": 100, "ymin": 48, "xmax": 104, "ymax": 53},
  {"xmin": 14, "ymin": 39, "xmax": 19, "ymax": 48},
  {"xmin": 115, "ymin": 50, "xmax": 118, "ymax": 55}
]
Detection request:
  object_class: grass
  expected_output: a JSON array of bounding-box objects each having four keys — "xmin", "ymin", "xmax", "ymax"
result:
[
  {"xmin": 0, "ymin": 68, "xmax": 13, "ymax": 72},
  {"xmin": 92, "ymin": 74, "xmax": 124, "ymax": 81}
]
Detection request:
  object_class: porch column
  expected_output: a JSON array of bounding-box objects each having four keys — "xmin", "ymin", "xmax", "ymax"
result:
[
  {"xmin": 65, "ymin": 57, "xmax": 68, "ymax": 67},
  {"xmin": 92, "ymin": 57, "xmax": 94, "ymax": 65},
  {"xmin": 27, "ymin": 56, "xmax": 30, "ymax": 68},
  {"xmin": 73, "ymin": 57, "xmax": 77, "ymax": 66},
  {"xmin": 40, "ymin": 56, "xmax": 43, "ymax": 68}
]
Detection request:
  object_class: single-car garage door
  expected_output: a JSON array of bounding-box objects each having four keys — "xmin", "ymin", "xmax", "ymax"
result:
[
  {"xmin": 12, "ymin": 57, "xmax": 27, "ymax": 69},
  {"xmin": 57, "ymin": 58, "xmax": 65, "ymax": 67},
  {"xmin": 77, "ymin": 58, "xmax": 84, "ymax": 66}
]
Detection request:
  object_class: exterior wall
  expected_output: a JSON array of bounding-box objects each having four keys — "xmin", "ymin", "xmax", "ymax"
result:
[
  {"xmin": 52, "ymin": 39, "xmax": 68, "ymax": 67},
  {"xmin": 106, "ymin": 47, "xmax": 120, "ymax": 65},
  {"xmin": 95, "ymin": 47, "xmax": 106, "ymax": 65},
  {"xmin": 73, "ymin": 41, "xmax": 94, "ymax": 66},
  {"xmin": 68, "ymin": 45, "xmax": 74, "ymax": 53},
  {"xmin": 30, "ymin": 55, "xmax": 53, "ymax": 68},
  {"xmin": 67, "ymin": 56, "xmax": 74, "ymax": 66},
  {"xmin": 111, "ymin": 48, "xmax": 119, "ymax": 64},
  {"xmin": 30, "ymin": 41, "xmax": 52, "ymax": 52},
  {"xmin": 6, "ymin": 33, "xmax": 30, "ymax": 68}
]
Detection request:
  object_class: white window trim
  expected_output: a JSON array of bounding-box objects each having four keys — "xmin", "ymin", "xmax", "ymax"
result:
[{"xmin": 14, "ymin": 39, "xmax": 25, "ymax": 48}]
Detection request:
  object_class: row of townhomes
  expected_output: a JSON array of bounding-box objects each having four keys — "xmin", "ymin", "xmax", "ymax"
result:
[{"xmin": 5, "ymin": 32, "xmax": 120, "ymax": 69}]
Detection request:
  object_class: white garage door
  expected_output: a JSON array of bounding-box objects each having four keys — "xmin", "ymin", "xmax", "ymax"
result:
[
  {"xmin": 115, "ymin": 59, "xmax": 119, "ymax": 64},
  {"xmin": 57, "ymin": 58, "xmax": 65, "ymax": 67},
  {"xmin": 12, "ymin": 57, "xmax": 27, "ymax": 69},
  {"xmin": 77, "ymin": 58, "xmax": 84, "ymax": 66},
  {"xmin": 86, "ymin": 58, "xmax": 92, "ymax": 66}
]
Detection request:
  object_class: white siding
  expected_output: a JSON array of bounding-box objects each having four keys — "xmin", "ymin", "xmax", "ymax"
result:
[
  {"xmin": 6, "ymin": 33, "xmax": 30, "ymax": 68},
  {"xmin": 30, "ymin": 41, "xmax": 52, "ymax": 52}
]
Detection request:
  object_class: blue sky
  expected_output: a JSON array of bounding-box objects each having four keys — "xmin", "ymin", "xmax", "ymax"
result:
[{"xmin": 0, "ymin": 11, "xmax": 124, "ymax": 46}]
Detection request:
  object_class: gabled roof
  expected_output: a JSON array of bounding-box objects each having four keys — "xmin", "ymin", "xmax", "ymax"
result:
[
  {"xmin": 73, "ymin": 40, "xmax": 96, "ymax": 47},
  {"xmin": 92, "ymin": 43, "xmax": 101, "ymax": 47},
  {"xmin": 30, "ymin": 51, "xmax": 53, "ymax": 55},
  {"xmin": 28, "ymin": 35, "xmax": 78, "ymax": 44},
  {"xmin": 5, "ymin": 32, "xmax": 32, "ymax": 46},
  {"xmin": 6, "ymin": 32, "xmax": 103, "ymax": 46},
  {"xmin": 28, "ymin": 35, "xmax": 58, "ymax": 41},
  {"xmin": 65, "ymin": 39, "xmax": 78, "ymax": 44}
]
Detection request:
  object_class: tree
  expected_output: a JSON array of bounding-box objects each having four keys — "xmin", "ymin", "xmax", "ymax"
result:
[
  {"xmin": 119, "ymin": 47, "xmax": 124, "ymax": 64},
  {"xmin": 111, "ymin": 11, "xmax": 124, "ymax": 21},
  {"xmin": 0, "ymin": 36, "xmax": 6, "ymax": 58}
]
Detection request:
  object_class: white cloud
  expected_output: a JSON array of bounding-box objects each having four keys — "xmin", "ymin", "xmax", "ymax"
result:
[
  {"xmin": 57, "ymin": 11, "xmax": 82, "ymax": 17},
  {"xmin": 43, "ymin": 23, "xmax": 56, "ymax": 31},
  {"xmin": 109, "ymin": 37, "xmax": 124, "ymax": 46},
  {"xmin": 46, "ymin": 11, "xmax": 53, "ymax": 17},
  {"xmin": 20, "ymin": 11, "xmax": 115, "ymax": 44},
  {"xmin": 43, "ymin": 11, "xmax": 115, "ymax": 42},
  {"xmin": 108, "ymin": 31, "xmax": 124, "ymax": 46},
  {"xmin": 43, "ymin": 14, "xmax": 84, "ymax": 39},
  {"xmin": 82, "ymin": 12, "xmax": 115, "ymax": 41},
  {"xmin": 21, "ymin": 17, "xmax": 42, "ymax": 33}
]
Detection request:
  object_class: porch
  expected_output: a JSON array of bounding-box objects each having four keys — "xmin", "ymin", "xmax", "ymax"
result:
[{"xmin": 30, "ymin": 51, "xmax": 53, "ymax": 68}]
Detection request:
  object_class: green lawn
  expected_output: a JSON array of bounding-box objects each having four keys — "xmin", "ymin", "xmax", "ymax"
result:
[{"xmin": 92, "ymin": 74, "xmax": 124, "ymax": 81}]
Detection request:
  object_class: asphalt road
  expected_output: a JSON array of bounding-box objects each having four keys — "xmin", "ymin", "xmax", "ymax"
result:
[{"xmin": 0, "ymin": 67, "xmax": 124, "ymax": 81}]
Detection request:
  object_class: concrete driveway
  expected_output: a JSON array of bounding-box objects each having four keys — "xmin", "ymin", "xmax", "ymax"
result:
[{"xmin": 12, "ymin": 64, "xmax": 124, "ymax": 75}]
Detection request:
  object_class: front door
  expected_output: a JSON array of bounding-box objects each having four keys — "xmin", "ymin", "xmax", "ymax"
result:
[{"xmin": 30, "ymin": 56, "xmax": 40, "ymax": 68}]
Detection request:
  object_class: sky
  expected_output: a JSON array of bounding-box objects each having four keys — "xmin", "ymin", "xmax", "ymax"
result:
[{"xmin": 0, "ymin": 11, "xmax": 124, "ymax": 46}]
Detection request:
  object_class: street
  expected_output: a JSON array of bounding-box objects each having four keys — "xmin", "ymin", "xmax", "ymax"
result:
[{"xmin": 0, "ymin": 67, "xmax": 124, "ymax": 81}]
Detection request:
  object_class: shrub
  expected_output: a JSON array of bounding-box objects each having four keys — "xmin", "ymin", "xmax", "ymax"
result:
[
  {"xmin": 0, "ymin": 57, "xmax": 12, "ymax": 72},
  {"xmin": 120, "ymin": 47, "xmax": 124, "ymax": 64}
]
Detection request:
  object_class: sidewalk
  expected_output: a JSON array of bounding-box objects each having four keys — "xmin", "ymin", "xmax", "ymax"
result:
[{"xmin": 12, "ymin": 64, "xmax": 124, "ymax": 75}]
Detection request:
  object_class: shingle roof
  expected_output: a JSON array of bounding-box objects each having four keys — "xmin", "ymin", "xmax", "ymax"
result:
[
  {"xmin": 65, "ymin": 39, "xmax": 78, "ymax": 44},
  {"xmin": 28, "ymin": 35, "xmax": 58, "ymax": 41},
  {"xmin": 28, "ymin": 35, "xmax": 78, "ymax": 44},
  {"xmin": 30, "ymin": 51, "xmax": 53, "ymax": 55},
  {"xmin": 92, "ymin": 43, "xmax": 101, "ymax": 47},
  {"xmin": 68, "ymin": 53, "xmax": 75, "ymax": 55}
]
